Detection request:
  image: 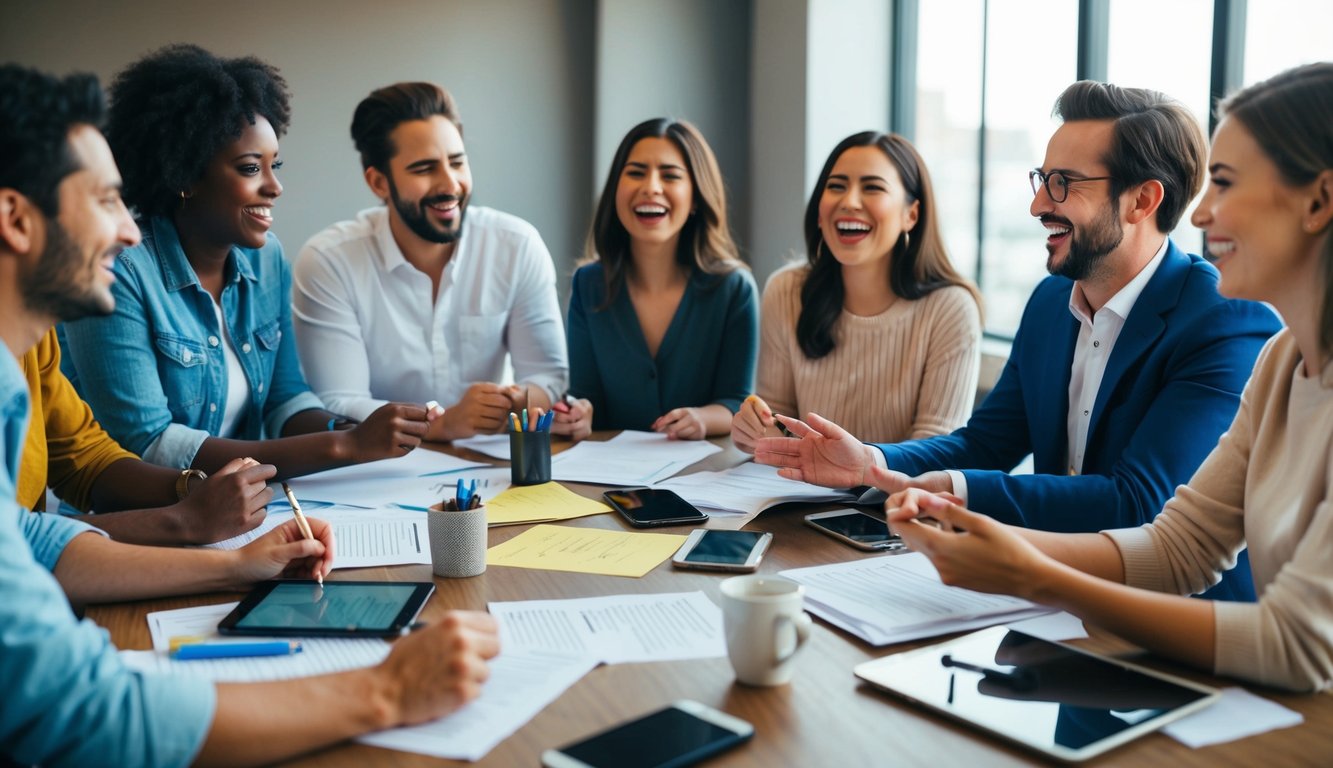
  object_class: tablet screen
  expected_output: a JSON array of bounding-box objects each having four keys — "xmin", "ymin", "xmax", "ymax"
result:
[
  {"xmin": 220, "ymin": 581, "xmax": 434, "ymax": 637},
  {"xmin": 855, "ymin": 627, "xmax": 1218, "ymax": 761}
]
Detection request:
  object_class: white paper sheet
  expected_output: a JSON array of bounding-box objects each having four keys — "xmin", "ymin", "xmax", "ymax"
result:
[
  {"xmin": 452, "ymin": 434, "xmax": 512, "ymax": 461},
  {"xmin": 549, "ymin": 431, "xmax": 721, "ymax": 486},
  {"xmin": 654, "ymin": 461, "xmax": 857, "ymax": 520},
  {"xmin": 283, "ymin": 450, "xmax": 487, "ymax": 508},
  {"xmin": 358, "ymin": 651, "xmax": 597, "ymax": 761},
  {"xmin": 488, "ymin": 591, "xmax": 727, "ymax": 664},
  {"xmin": 1162, "ymin": 687, "xmax": 1304, "ymax": 747},
  {"xmin": 201, "ymin": 507, "xmax": 433, "ymax": 569},
  {"xmin": 781, "ymin": 553, "xmax": 1051, "ymax": 645},
  {"xmin": 1005, "ymin": 611, "xmax": 1088, "ymax": 642},
  {"xmin": 124, "ymin": 602, "xmax": 391, "ymax": 682}
]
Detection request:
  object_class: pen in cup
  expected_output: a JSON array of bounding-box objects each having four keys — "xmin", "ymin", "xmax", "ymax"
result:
[
  {"xmin": 173, "ymin": 640, "xmax": 303, "ymax": 660},
  {"xmin": 281, "ymin": 482, "xmax": 323, "ymax": 586}
]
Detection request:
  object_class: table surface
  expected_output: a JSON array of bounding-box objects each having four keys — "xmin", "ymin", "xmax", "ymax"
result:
[{"xmin": 87, "ymin": 437, "xmax": 1333, "ymax": 767}]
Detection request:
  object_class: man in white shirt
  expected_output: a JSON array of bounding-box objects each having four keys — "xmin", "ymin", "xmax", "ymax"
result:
[
  {"xmin": 293, "ymin": 82, "xmax": 567, "ymax": 440},
  {"xmin": 755, "ymin": 81, "xmax": 1280, "ymax": 601}
]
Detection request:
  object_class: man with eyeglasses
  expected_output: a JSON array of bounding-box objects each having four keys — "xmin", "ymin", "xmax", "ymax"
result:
[{"xmin": 756, "ymin": 80, "xmax": 1280, "ymax": 601}]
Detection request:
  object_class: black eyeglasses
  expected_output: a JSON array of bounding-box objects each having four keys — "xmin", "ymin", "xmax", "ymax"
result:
[{"xmin": 1029, "ymin": 169, "xmax": 1113, "ymax": 203}]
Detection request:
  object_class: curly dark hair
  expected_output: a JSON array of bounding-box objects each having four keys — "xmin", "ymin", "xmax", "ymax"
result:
[
  {"xmin": 105, "ymin": 44, "xmax": 291, "ymax": 218},
  {"xmin": 0, "ymin": 64, "xmax": 105, "ymax": 217}
]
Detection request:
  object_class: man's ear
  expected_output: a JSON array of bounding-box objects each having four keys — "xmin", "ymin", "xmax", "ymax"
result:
[
  {"xmin": 1123, "ymin": 179, "xmax": 1165, "ymax": 226},
  {"xmin": 364, "ymin": 166, "xmax": 390, "ymax": 202},
  {"xmin": 0, "ymin": 189, "xmax": 40, "ymax": 255}
]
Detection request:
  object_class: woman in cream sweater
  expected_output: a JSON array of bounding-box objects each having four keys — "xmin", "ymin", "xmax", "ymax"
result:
[
  {"xmin": 882, "ymin": 63, "xmax": 1333, "ymax": 692},
  {"xmin": 731, "ymin": 132, "xmax": 980, "ymax": 452}
]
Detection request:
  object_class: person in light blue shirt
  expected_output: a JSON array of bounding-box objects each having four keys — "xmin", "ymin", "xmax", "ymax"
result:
[
  {"xmin": 61, "ymin": 45, "xmax": 436, "ymax": 491},
  {"xmin": 557, "ymin": 118, "xmax": 758, "ymax": 440},
  {"xmin": 1, "ymin": 62, "xmax": 498, "ymax": 767}
]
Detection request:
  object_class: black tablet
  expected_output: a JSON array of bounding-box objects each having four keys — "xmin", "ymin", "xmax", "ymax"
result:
[
  {"xmin": 854, "ymin": 626, "xmax": 1219, "ymax": 763},
  {"xmin": 218, "ymin": 580, "xmax": 434, "ymax": 638}
]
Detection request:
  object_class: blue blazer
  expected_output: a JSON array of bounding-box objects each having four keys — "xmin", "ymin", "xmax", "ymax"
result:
[{"xmin": 876, "ymin": 242, "xmax": 1281, "ymax": 600}]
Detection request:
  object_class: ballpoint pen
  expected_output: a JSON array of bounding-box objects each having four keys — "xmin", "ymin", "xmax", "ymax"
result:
[
  {"xmin": 281, "ymin": 482, "xmax": 323, "ymax": 586},
  {"xmin": 173, "ymin": 640, "xmax": 303, "ymax": 660}
]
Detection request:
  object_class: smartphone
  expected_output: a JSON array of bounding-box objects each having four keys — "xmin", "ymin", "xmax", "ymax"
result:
[
  {"xmin": 603, "ymin": 488, "xmax": 708, "ymax": 528},
  {"xmin": 804, "ymin": 508, "xmax": 905, "ymax": 551},
  {"xmin": 671, "ymin": 529, "xmax": 772, "ymax": 572},
  {"xmin": 541, "ymin": 700, "xmax": 753, "ymax": 768}
]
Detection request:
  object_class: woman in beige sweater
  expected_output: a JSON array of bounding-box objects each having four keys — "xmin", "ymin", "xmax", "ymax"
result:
[
  {"xmin": 883, "ymin": 63, "xmax": 1333, "ymax": 692},
  {"xmin": 731, "ymin": 133, "xmax": 981, "ymax": 452}
]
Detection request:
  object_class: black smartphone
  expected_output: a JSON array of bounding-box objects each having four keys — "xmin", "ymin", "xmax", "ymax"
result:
[
  {"xmin": 603, "ymin": 488, "xmax": 708, "ymax": 528},
  {"xmin": 541, "ymin": 700, "xmax": 753, "ymax": 768},
  {"xmin": 804, "ymin": 508, "xmax": 905, "ymax": 551}
]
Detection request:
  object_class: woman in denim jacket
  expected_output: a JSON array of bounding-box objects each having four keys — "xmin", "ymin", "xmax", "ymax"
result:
[{"xmin": 62, "ymin": 45, "xmax": 433, "ymax": 486}]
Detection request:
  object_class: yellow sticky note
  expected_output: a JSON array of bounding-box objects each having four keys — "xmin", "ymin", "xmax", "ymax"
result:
[
  {"xmin": 486, "ymin": 524, "xmax": 686, "ymax": 578},
  {"xmin": 485, "ymin": 482, "xmax": 611, "ymax": 526}
]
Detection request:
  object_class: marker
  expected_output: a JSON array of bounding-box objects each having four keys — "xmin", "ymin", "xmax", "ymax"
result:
[{"xmin": 173, "ymin": 641, "xmax": 303, "ymax": 660}]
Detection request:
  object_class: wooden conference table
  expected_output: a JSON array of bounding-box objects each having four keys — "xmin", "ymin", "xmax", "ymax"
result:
[{"xmin": 88, "ymin": 435, "xmax": 1333, "ymax": 767}]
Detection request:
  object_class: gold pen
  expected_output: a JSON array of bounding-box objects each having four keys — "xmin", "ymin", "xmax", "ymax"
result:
[{"xmin": 281, "ymin": 482, "xmax": 323, "ymax": 586}]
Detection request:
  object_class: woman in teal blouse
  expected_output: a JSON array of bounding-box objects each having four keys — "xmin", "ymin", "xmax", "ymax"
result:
[{"xmin": 556, "ymin": 119, "xmax": 758, "ymax": 441}]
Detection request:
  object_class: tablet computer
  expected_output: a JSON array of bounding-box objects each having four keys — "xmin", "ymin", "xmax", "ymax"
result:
[
  {"xmin": 218, "ymin": 580, "xmax": 434, "ymax": 638},
  {"xmin": 854, "ymin": 626, "xmax": 1219, "ymax": 763}
]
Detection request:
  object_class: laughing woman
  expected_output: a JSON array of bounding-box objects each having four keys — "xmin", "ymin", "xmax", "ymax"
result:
[
  {"xmin": 883, "ymin": 63, "xmax": 1333, "ymax": 691},
  {"xmin": 61, "ymin": 45, "xmax": 432, "ymax": 485},
  {"xmin": 731, "ymin": 132, "xmax": 981, "ymax": 452},
  {"xmin": 555, "ymin": 118, "xmax": 758, "ymax": 441}
]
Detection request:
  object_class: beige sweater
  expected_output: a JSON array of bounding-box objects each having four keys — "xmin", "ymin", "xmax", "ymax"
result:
[
  {"xmin": 756, "ymin": 264, "xmax": 980, "ymax": 444},
  {"xmin": 1104, "ymin": 330, "xmax": 1333, "ymax": 691}
]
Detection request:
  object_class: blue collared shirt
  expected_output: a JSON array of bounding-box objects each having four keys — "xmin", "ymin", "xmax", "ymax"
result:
[
  {"xmin": 0, "ymin": 345, "xmax": 214, "ymax": 766},
  {"xmin": 61, "ymin": 215, "xmax": 324, "ymax": 467}
]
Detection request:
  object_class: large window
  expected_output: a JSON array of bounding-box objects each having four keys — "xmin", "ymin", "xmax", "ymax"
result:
[{"xmin": 1243, "ymin": 0, "xmax": 1333, "ymax": 84}]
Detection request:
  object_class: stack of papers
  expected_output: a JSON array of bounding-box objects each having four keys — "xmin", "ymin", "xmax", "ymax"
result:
[
  {"xmin": 550, "ymin": 431, "xmax": 720, "ymax": 486},
  {"xmin": 781, "ymin": 552, "xmax": 1051, "ymax": 645},
  {"xmin": 654, "ymin": 461, "xmax": 857, "ymax": 521},
  {"xmin": 282, "ymin": 450, "xmax": 488, "ymax": 509},
  {"xmin": 202, "ymin": 506, "xmax": 433, "ymax": 569}
]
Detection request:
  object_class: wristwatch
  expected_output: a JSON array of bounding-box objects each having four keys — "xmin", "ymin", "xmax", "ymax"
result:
[{"xmin": 176, "ymin": 469, "xmax": 208, "ymax": 501}]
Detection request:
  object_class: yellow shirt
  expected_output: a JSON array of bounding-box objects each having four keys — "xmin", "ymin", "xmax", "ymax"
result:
[{"xmin": 18, "ymin": 329, "xmax": 136, "ymax": 511}]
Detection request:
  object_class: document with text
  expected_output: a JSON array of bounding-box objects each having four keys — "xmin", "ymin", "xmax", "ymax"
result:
[
  {"xmin": 283, "ymin": 450, "xmax": 487, "ymax": 508},
  {"xmin": 782, "ymin": 552, "xmax": 1051, "ymax": 645},
  {"xmin": 202, "ymin": 507, "xmax": 432, "ymax": 569},
  {"xmin": 550, "ymin": 430, "xmax": 720, "ymax": 486},
  {"xmin": 654, "ymin": 461, "xmax": 857, "ymax": 523}
]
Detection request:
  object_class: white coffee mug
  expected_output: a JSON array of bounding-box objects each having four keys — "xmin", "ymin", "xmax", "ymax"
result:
[{"xmin": 719, "ymin": 574, "xmax": 813, "ymax": 686}]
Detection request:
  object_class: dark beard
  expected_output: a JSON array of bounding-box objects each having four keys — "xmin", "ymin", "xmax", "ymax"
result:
[
  {"xmin": 387, "ymin": 174, "xmax": 467, "ymax": 245},
  {"xmin": 22, "ymin": 217, "xmax": 114, "ymax": 321},
  {"xmin": 1046, "ymin": 203, "xmax": 1123, "ymax": 281}
]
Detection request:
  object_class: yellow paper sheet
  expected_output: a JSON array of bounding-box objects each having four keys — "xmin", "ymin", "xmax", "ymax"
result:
[
  {"xmin": 486, "ymin": 524, "xmax": 686, "ymax": 578},
  {"xmin": 484, "ymin": 482, "xmax": 611, "ymax": 526}
]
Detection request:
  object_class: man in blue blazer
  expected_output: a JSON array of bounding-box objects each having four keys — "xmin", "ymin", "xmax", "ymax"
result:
[{"xmin": 756, "ymin": 81, "xmax": 1280, "ymax": 602}]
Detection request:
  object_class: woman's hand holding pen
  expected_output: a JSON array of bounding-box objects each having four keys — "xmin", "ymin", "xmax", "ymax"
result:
[
  {"xmin": 175, "ymin": 457, "xmax": 275, "ymax": 545},
  {"xmin": 731, "ymin": 394, "xmax": 785, "ymax": 454},
  {"xmin": 231, "ymin": 515, "xmax": 335, "ymax": 586},
  {"xmin": 550, "ymin": 394, "xmax": 593, "ymax": 442},
  {"xmin": 345, "ymin": 402, "xmax": 430, "ymax": 461},
  {"xmin": 884, "ymin": 485, "xmax": 1048, "ymax": 600},
  {"xmin": 376, "ymin": 611, "xmax": 500, "ymax": 726}
]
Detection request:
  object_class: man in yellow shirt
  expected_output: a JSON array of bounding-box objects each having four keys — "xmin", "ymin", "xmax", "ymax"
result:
[{"xmin": 21, "ymin": 328, "xmax": 270, "ymax": 545}]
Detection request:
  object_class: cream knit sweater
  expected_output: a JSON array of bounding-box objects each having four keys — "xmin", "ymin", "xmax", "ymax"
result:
[
  {"xmin": 756, "ymin": 264, "xmax": 980, "ymax": 444},
  {"xmin": 1104, "ymin": 330, "xmax": 1333, "ymax": 691}
]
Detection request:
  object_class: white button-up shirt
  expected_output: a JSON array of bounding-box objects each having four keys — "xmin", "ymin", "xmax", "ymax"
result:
[{"xmin": 291, "ymin": 205, "xmax": 568, "ymax": 420}]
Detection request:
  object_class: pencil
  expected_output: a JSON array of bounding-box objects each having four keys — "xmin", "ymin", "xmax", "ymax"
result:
[{"xmin": 281, "ymin": 482, "xmax": 323, "ymax": 586}]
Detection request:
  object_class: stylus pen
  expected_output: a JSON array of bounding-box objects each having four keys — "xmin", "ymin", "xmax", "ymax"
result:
[
  {"xmin": 282, "ymin": 482, "xmax": 323, "ymax": 586},
  {"xmin": 173, "ymin": 641, "xmax": 303, "ymax": 660},
  {"xmin": 940, "ymin": 654, "xmax": 1036, "ymax": 690}
]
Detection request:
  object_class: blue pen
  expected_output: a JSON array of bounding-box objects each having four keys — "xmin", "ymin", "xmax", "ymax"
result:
[
  {"xmin": 174, "ymin": 641, "xmax": 302, "ymax": 660},
  {"xmin": 521, "ymin": 408, "xmax": 529, "ymax": 432}
]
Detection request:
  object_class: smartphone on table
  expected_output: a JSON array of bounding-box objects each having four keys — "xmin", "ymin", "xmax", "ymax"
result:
[
  {"xmin": 804, "ymin": 508, "xmax": 905, "ymax": 551},
  {"xmin": 603, "ymin": 488, "xmax": 708, "ymax": 528},
  {"xmin": 541, "ymin": 699, "xmax": 753, "ymax": 768},
  {"xmin": 671, "ymin": 529, "xmax": 773, "ymax": 572}
]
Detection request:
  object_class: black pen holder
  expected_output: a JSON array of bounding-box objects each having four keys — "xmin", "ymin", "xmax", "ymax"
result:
[{"xmin": 510, "ymin": 429, "xmax": 552, "ymax": 486}]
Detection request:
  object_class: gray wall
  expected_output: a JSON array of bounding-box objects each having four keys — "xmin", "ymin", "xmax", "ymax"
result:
[{"xmin": 2, "ymin": 0, "xmax": 598, "ymax": 284}]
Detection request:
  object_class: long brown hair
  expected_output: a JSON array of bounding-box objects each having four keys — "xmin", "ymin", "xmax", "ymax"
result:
[
  {"xmin": 798, "ymin": 131, "xmax": 980, "ymax": 359},
  {"xmin": 1219, "ymin": 63, "xmax": 1333, "ymax": 357},
  {"xmin": 586, "ymin": 118, "xmax": 743, "ymax": 308}
]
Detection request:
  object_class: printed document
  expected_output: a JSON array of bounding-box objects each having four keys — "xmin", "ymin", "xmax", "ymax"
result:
[
  {"xmin": 486, "ymin": 524, "xmax": 686, "ymax": 577},
  {"xmin": 550, "ymin": 430, "xmax": 720, "ymax": 486},
  {"xmin": 202, "ymin": 506, "xmax": 432, "ymax": 569},
  {"xmin": 782, "ymin": 552, "xmax": 1051, "ymax": 645},
  {"xmin": 654, "ymin": 461, "xmax": 857, "ymax": 521},
  {"xmin": 283, "ymin": 450, "xmax": 487, "ymax": 508}
]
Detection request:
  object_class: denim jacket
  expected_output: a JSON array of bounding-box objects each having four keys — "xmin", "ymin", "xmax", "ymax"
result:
[{"xmin": 61, "ymin": 216, "xmax": 323, "ymax": 468}]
